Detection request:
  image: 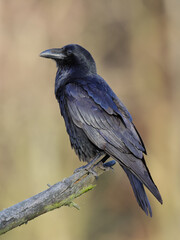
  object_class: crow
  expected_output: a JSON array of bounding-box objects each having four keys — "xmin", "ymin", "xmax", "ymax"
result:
[{"xmin": 40, "ymin": 44, "xmax": 162, "ymax": 216}]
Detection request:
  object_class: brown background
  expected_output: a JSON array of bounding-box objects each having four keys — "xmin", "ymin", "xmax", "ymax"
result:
[{"xmin": 0, "ymin": 0, "xmax": 180, "ymax": 239}]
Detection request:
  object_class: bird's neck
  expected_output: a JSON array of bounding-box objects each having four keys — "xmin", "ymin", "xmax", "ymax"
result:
[{"xmin": 54, "ymin": 66, "xmax": 91, "ymax": 97}]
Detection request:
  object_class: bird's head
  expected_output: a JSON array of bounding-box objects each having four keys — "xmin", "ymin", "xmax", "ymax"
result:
[{"xmin": 40, "ymin": 44, "xmax": 97, "ymax": 75}]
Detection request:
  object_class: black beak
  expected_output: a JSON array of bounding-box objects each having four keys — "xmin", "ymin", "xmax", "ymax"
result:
[{"xmin": 40, "ymin": 48, "xmax": 66, "ymax": 60}]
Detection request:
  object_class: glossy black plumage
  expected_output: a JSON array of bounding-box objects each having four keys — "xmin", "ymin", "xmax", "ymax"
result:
[{"xmin": 40, "ymin": 44, "xmax": 162, "ymax": 216}]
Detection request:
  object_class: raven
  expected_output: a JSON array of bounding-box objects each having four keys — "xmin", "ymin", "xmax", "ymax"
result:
[{"xmin": 40, "ymin": 44, "xmax": 162, "ymax": 216}]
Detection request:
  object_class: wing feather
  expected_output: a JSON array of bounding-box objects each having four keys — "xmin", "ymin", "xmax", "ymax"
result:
[
  {"xmin": 65, "ymin": 82, "xmax": 162, "ymax": 203},
  {"xmin": 66, "ymin": 83, "xmax": 143, "ymax": 158}
]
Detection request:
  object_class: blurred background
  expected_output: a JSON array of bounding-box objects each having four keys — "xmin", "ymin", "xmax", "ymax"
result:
[{"xmin": 0, "ymin": 0, "xmax": 179, "ymax": 239}]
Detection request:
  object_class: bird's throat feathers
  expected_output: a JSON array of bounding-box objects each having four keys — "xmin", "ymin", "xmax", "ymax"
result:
[
  {"xmin": 55, "ymin": 67, "xmax": 71, "ymax": 96},
  {"xmin": 55, "ymin": 64, "xmax": 95, "ymax": 97}
]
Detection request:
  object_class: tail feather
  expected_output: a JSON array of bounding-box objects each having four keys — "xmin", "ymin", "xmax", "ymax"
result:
[
  {"xmin": 122, "ymin": 165, "xmax": 152, "ymax": 217},
  {"xmin": 107, "ymin": 146, "xmax": 163, "ymax": 204}
]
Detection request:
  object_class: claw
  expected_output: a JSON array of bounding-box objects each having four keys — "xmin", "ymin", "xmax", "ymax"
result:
[
  {"xmin": 74, "ymin": 165, "xmax": 98, "ymax": 178},
  {"xmin": 74, "ymin": 165, "xmax": 87, "ymax": 173},
  {"xmin": 74, "ymin": 153, "xmax": 102, "ymax": 174}
]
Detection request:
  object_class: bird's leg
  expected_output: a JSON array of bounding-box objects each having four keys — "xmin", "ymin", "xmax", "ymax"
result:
[
  {"xmin": 74, "ymin": 154, "xmax": 116, "ymax": 177},
  {"xmin": 74, "ymin": 153, "xmax": 102, "ymax": 175},
  {"xmin": 94, "ymin": 155, "xmax": 116, "ymax": 171}
]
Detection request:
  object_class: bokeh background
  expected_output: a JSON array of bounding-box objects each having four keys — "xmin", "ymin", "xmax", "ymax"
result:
[{"xmin": 0, "ymin": 0, "xmax": 180, "ymax": 239}]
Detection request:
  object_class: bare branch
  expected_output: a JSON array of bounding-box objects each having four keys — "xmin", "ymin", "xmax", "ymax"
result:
[{"xmin": 0, "ymin": 161, "xmax": 115, "ymax": 235}]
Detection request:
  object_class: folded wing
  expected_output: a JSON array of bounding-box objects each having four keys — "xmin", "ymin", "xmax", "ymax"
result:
[{"xmin": 65, "ymin": 82, "xmax": 162, "ymax": 204}]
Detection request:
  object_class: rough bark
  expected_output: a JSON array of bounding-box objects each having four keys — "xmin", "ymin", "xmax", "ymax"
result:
[{"xmin": 0, "ymin": 160, "xmax": 115, "ymax": 235}]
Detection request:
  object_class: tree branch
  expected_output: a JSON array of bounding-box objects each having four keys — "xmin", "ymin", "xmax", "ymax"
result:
[{"xmin": 0, "ymin": 160, "xmax": 115, "ymax": 235}]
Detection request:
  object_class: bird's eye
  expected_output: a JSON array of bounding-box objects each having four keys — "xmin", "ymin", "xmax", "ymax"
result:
[{"xmin": 67, "ymin": 50, "xmax": 72, "ymax": 56}]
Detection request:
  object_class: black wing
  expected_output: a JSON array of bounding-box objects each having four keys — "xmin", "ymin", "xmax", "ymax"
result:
[{"xmin": 65, "ymin": 81, "xmax": 162, "ymax": 204}]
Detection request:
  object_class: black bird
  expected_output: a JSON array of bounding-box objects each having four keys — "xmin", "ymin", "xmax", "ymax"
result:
[{"xmin": 40, "ymin": 44, "xmax": 162, "ymax": 216}]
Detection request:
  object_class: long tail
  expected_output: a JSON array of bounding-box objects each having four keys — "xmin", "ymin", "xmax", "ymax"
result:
[
  {"xmin": 122, "ymin": 165, "xmax": 152, "ymax": 217},
  {"xmin": 107, "ymin": 146, "xmax": 162, "ymax": 204}
]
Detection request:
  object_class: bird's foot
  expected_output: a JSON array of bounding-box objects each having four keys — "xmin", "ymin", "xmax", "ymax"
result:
[
  {"xmin": 74, "ymin": 163, "xmax": 98, "ymax": 178},
  {"xmin": 74, "ymin": 154, "xmax": 102, "ymax": 174},
  {"xmin": 87, "ymin": 160, "xmax": 116, "ymax": 178},
  {"xmin": 74, "ymin": 158, "xmax": 116, "ymax": 178},
  {"xmin": 96, "ymin": 159, "xmax": 116, "ymax": 171}
]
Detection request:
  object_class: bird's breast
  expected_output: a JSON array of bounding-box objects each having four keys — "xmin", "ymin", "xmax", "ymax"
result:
[{"xmin": 57, "ymin": 90, "xmax": 102, "ymax": 162}]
